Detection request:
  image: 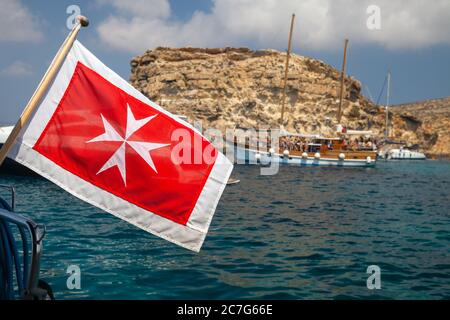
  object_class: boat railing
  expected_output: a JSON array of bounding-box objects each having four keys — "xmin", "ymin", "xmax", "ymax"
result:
[{"xmin": 0, "ymin": 185, "xmax": 51, "ymax": 300}]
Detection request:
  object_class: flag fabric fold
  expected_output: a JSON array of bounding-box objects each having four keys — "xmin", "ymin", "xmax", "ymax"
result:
[{"xmin": 7, "ymin": 40, "xmax": 233, "ymax": 252}]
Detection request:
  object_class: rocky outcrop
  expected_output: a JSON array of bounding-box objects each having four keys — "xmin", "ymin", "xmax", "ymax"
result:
[
  {"xmin": 130, "ymin": 47, "xmax": 449, "ymax": 157},
  {"xmin": 390, "ymin": 97, "xmax": 450, "ymax": 158}
]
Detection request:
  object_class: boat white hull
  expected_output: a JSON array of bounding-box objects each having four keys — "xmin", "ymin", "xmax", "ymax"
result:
[
  {"xmin": 378, "ymin": 148, "xmax": 426, "ymax": 160},
  {"xmin": 229, "ymin": 145, "xmax": 376, "ymax": 167}
]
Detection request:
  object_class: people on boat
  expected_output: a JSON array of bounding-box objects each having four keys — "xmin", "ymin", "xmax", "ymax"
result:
[
  {"xmin": 343, "ymin": 137, "xmax": 377, "ymax": 151},
  {"xmin": 246, "ymin": 132, "xmax": 378, "ymax": 154}
]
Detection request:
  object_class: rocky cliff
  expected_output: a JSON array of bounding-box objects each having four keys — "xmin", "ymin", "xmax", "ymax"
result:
[
  {"xmin": 129, "ymin": 47, "xmax": 448, "ymax": 157},
  {"xmin": 390, "ymin": 97, "xmax": 450, "ymax": 158}
]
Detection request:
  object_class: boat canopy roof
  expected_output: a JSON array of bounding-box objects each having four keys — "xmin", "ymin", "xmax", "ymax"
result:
[
  {"xmin": 341, "ymin": 130, "xmax": 374, "ymax": 136},
  {"xmin": 280, "ymin": 130, "xmax": 341, "ymax": 140}
]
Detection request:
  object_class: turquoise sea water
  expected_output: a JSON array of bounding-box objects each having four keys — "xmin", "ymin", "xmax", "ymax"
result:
[{"xmin": 1, "ymin": 160, "xmax": 449, "ymax": 299}]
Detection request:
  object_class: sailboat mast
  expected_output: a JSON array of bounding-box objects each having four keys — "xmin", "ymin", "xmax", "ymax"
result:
[
  {"xmin": 280, "ymin": 13, "xmax": 295, "ymax": 125},
  {"xmin": 337, "ymin": 39, "xmax": 349, "ymax": 125},
  {"xmin": 385, "ymin": 70, "xmax": 391, "ymax": 139}
]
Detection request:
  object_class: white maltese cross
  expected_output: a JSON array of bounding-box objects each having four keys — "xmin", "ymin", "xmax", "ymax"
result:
[{"xmin": 87, "ymin": 104, "xmax": 170, "ymax": 186}]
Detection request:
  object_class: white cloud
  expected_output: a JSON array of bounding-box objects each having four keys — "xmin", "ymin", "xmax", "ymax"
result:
[
  {"xmin": 0, "ymin": 0, "xmax": 44, "ymax": 42},
  {"xmin": 96, "ymin": 0, "xmax": 450, "ymax": 53},
  {"xmin": 1, "ymin": 60, "xmax": 33, "ymax": 77},
  {"xmin": 97, "ymin": 0, "xmax": 170, "ymax": 19}
]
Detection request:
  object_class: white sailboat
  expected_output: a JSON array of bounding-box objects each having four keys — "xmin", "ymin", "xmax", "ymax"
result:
[
  {"xmin": 377, "ymin": 71, "xmax": 427, "ymax": 160},
  {"xmin": 384, "ymin": 147, "xmax": 426, "ymax": 160},
  {"xmin": 0, "ymin": 126, "xmax": 13, "ymax": 148},
  {"xmin": 1, "ymin": 125, "xmax": 38, "ymax": 174}
]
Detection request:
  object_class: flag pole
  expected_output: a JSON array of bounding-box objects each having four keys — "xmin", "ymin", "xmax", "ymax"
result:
[{"xmin": 0, "ymin": 15, "xmax": 89, "ymax": 165}]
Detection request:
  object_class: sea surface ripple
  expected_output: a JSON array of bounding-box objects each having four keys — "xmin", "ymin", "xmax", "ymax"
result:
[{"xmin": 0, "ymin": 160, "xmax": 449, "ymax": 299}]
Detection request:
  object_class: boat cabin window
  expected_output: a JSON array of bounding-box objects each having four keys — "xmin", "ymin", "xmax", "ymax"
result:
[{"xmin": 308, "ymin": 143, "xmax": 321, "ymax": 153}]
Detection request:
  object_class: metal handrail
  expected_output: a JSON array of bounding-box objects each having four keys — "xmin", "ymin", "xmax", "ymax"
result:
[
  {"xmin": 0, "ymin": 186, "xmax": 47, "ymax": 299},
  {"xmin": 0, "ymin": 184, "xmax": 15, "ymax": 211}
]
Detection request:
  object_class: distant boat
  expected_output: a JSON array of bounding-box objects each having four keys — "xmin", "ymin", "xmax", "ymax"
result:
[
  {"xmin": 376, "ymin": 71, "xmax": 426, "ymax": 161},
  {"xmin": 0, "ymin": 125, "xmax": 37, "ymax": 175},
  {"xmin": 227, "ymin": 178, "xmax": 240, "ymax": 185},
  {"xmin": 379, "ymin": 147, "xmax": 426, "ymax": 160},
  {"xmin": 0, "ymin": 126, "xmax": 13, "ymax": 148}
]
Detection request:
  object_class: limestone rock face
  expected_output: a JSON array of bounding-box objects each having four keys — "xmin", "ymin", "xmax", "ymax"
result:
[
  {"xmin": 130, "ymin": 47, "xmax": 448, "ymax": 157},
  {"xmin": 390, "ymin": 97, "xmax": 450, "ymax": 158}
]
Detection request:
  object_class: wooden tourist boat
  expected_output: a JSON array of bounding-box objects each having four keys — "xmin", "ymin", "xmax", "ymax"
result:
[
  {"xmin": 229, "ymin": 130, "xmax": 377, "ymax": 167},
  {"xmin": 228, "ymin": 15, "xmax": 377, "ymax": 167}
]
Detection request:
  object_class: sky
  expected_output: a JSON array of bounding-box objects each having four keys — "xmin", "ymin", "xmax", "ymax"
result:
[{"xmin": 0, "ymin": 0, "xmax": 449, "ymax": 125}]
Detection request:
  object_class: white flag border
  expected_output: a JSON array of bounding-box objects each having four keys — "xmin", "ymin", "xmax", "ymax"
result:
[{"xmin": 8, "ymin": 40, "xmax": 233, "ymax": 252}]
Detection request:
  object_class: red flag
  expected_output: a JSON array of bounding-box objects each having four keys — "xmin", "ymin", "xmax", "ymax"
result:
[{"xmin": 8, "ymin": 41, "xmax": 233, "ymax": 251}]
